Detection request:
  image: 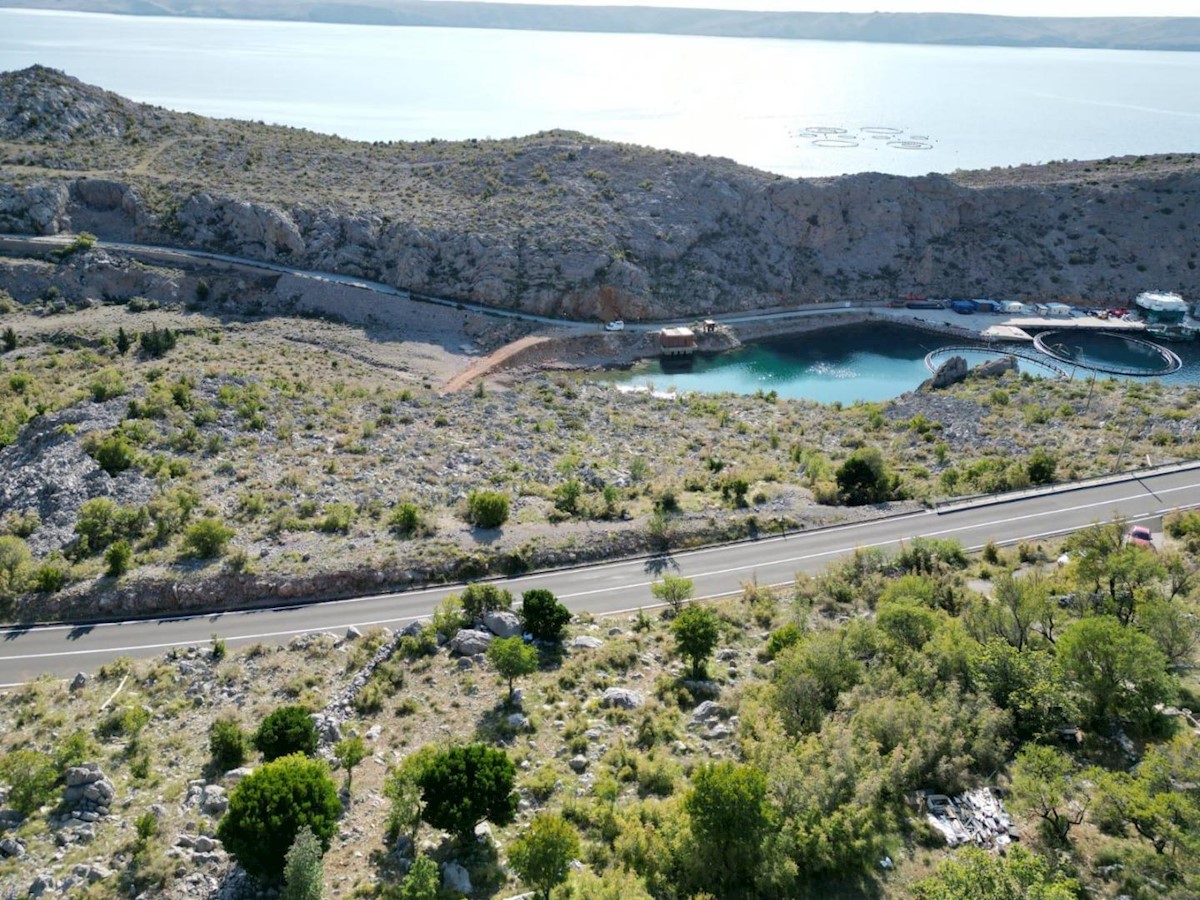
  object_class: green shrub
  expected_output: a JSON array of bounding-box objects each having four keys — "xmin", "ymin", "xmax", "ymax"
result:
[
  {"xmin": 32, "ymin": 557, "xmax": 69, "ymax": 593},
  {"xmin": 466, "ymin": 489, "xmax": 510, "ymax": 528},
  {"xmin": 90, "ymin": 434, "xmax": 136, "ymax": 475},
  {"xmin": 0, "ymin": 749, "xmax": 57, "ymax": 815},
  {"xmin": 254, "ymin": 706, "xmax": 318, "ymax": 761},
  {"xmin": 417, "ymin": 744, "xmax": 517, "ymax": 842},
  {"xmin": 210, "ymin": 717, "xmax": 250, "ymax": 771},
  {"xmin": 181, "ymin": 517, "xmax": 235, "ymax": 559},
  {"xmin": 459, "ymin": 582, "xmax": 513, "ymax": 622},
  {"xmin": 388, "ymin": 502, "xmax": 429, "ymax": 537},
  {"xmin": 217, "ymin": 754, "xmax": 340, "ymax": 884},
  {"xmin": 521, "ymin": 588, "xmax": 572, "ymax": 642},
  {"xmin": 105, "ymin": 540, "xmax": 132, "ymax": 577},
  {"xmin": 764, "ymin": 622, "xmax": 804, "ymax": 659}
]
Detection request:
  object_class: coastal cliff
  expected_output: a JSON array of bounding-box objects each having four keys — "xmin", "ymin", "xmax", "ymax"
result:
[{"xmin": 1, "ymin": 66, "xmax": 1198, "ymax": 319}]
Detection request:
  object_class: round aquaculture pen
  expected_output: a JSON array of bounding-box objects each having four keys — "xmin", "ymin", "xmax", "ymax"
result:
[
  {"xmin": 1033, "ymin": 331, "xmax": 1182, "ymax": 377},
  {"xmin": 924, "ymin": 345, "xmax": 1070, "ymax": 379}
]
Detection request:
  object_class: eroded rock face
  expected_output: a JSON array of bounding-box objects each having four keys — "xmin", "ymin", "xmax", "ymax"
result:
[{"xmin": 3, "ymin": 64, "xmax": 1198, "ymax": 320}]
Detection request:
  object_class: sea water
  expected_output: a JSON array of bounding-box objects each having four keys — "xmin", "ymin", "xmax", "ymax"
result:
[{"xmin": 2, "ymin": 9, "xmax": 1199, "ymax": 178}]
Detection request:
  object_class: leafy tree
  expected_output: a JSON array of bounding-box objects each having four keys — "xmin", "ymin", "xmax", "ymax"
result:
[
  {"xmin": 254, "ymin": 706, "xmax": 318, "ymax": 761},
  {"xmin": 1137, "ymin": 596, "xmax": 1200, "ymax": 664},
  {"xmin": 650, "ymin": 573, "xmax": 693, "ymax": 615},
  {"xmin": 771, "ymin": 631, "xmax": 861, "ymax": 735},
  {"xmin": 521, "ymin": 588, "xmax": 571, "ymax": 642},
  {"xmin": 334, "ymin": 736, "xmax": 367, "ymax": 793},
  {"xmin": 396, "ymin": 854, "xmax": 439, "ymax": 899},
  {"xmin": 0, "ymin": 749, "xmax": 57, "ymax": 815},
  {"xmin": 417, "ymin": 744, "xmax": 517, "ymax": 842},
  {"xmin": 969, "ymin": 640, "xmax": 1074, "ymax": 741},
  {"xmin": 671, "ymin": 604, "xmax": 720, "ymax": 680},
  {"xmin": 835, "ymin": 446, "xmax": 895, "ymax": 505},
  {"xmin": 683, "ymin": 762, "xmax": 770, "ymax": 898},
  {"xmin": 1057, "ymin": 615, "xmax": 1176, "ymax": 733},
  {"xmin": 210, "ymin": 717, "xmax": 249, "ymax": 771},
  {"xmin": 1, "ymin": 326, "xmax": 16, "ymax": 352},
  {"xmin": 181, "ymin": 517, "xmax": 235, "ymax": 559},
  {"xmin": 281, "ymin": 825, "xmax": 324, "ymax": 900},
  {"xmin": 911, "ymin": 846, "xmax": 1079, "ymax": 900},
  {"xmin": 116, "ymin": 326, "xmax": 131, "ymax": 355},
  {"xmin": 1010, "ymin": 745, "xmax": 1089, "ymax": 843},
  {"xmin": 487, "ymin": 636, "xmax": 539, "ymax": 703},
  {"xmin": 508, "ymin": 813, "xmax": 581, "ymax": 899},
  {"xmin": 459, "ymin": 581, "xmax": 513, "ymax": 622},
  {"xmin": 217, "ymin": 754, "xmax": 340, "ymax": 884},
  {"xmin": 466, "ymin": 489, "xmax": 510, "ymax": 528},
  {"xmin": 1092, "ymin": 733, "xmax": 1200, "ymax": 857}
]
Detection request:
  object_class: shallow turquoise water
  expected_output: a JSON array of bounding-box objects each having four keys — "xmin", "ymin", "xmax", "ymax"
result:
[{"xmin": 602, "ymin": 323, "xmax": 1200, "ymax": 404}]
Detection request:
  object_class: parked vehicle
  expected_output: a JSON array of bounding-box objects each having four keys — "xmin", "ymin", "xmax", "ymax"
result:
[
  {"xmin": 1127, "ymin": 525, "xmax": 1154, "ymax": 549},
  {"xmin": 604, "ymin": 320, "xmax": 625, "ymax": 331}
]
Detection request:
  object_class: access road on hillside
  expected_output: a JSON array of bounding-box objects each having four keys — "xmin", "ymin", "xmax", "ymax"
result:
[{"xmin": 2, "ymin": 465, "xmax": 1199, "ymax": 686}]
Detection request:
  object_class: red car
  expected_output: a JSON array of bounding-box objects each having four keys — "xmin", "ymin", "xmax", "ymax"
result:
[{"xmin": 1127, "ymin": 525, "xmax": 1154, "ymax": 550}]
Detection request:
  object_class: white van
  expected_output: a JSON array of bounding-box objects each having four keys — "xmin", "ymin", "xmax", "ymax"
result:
[{"xmin": 604, "ymin": 320, "xmax": 625, "ymax": 332}]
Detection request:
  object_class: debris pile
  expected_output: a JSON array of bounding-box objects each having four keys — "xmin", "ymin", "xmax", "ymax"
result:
[{"xmin": 921, "ymin": 787, "xmax": 1014, "ymax": 849}]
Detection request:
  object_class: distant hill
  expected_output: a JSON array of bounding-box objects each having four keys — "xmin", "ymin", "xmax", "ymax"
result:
[{"xmin": 5, "ymin": 0, "xmax": 1200, "ymax": 51}]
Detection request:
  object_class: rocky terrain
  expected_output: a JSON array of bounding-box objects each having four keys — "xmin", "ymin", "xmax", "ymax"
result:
[{"xmin": 1, "ymin": 66, "xmax": 1198, "ymax": 322}]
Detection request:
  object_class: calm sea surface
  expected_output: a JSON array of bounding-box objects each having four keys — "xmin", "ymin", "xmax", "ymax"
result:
[
  {"xmin": 603, "ymin": 324, "xmax": 1200, "ymax": 404},
  {"xmin": 2, "ymin": 9, "xmax": 1199, "ymax": 177}
]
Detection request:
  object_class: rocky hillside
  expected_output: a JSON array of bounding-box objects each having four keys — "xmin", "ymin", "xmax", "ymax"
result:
[{"xmin": 1, "ymin": 66, "xmax": 1199, "ymax": 319}]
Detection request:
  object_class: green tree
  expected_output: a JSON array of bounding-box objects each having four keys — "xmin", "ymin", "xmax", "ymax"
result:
[
  {"xmin": 217, "ymin": 754, "xmax": 340, "ymax": 884},
  {"xmin": 509, "ymin": 813, "xmax": 581, "ymax": 900},
  {"xmin": 459, "ymin": 582, "xmax": 513, "ymax": 622},
  {"xmin": 210, "ymin": 717, "xmax": 249, "ymax": 771},
  {"xmin": 0, "ymin": 534, "xmax": 32, "ymax": 596},
  {"xmin": 520, "ymin": 588, "xmax": 572, "ymax": 642},
  {"xmin": 1092, "ymin": 733, "xmax": 1200, "ymax": 857},
  {"xmin": 771, "ymin": 631, "xmax": 862, "ymax": 735},
  {"xmin": 835, "ymin": 446, "xmax": 895, "ymax": 505},
  {"xmin": 417, "ymin": 744, "xmax": 517, "ymax": 843},
  {"xmin": 970, "ymin": 640, "xmax": 1074, "ymax": 741},
  {"xmin": 1010, "ymin": 744, "xmax": 1088, "ymax": 844},
  {"xmin": 0, "ymin": 749, "xmax": 57, "ymax": 815},
  {"xmin": 554, "ymin": 479, "xmax": 583, "ymax": 515},
  {"xmin": 911, "ymin": 846, "xmax": 1079, "ymax": 900},
  {"xmin": 672, "ymin": 604, "xmax": 720, "ymax": 680},
  {"xmin": 281, "ymin": 825, "xmax": 324, "ymax": 900},
  {"xmin": 254, "ymin": 706, "xmax": 318, "ymax": 761},
  {"xmin": 683, "ymin": 762, "xmax": 770, "ymax": 898},
  {"xmin": 1, "ymin": 326, "xmax": 15, "ymax": 352},
  {"xmin": 181, "ymin": 517, "xmax": 235, "ymax": 559},
  {"xmin": 334, "ymin": 736, "xmax": 367, "ymax": 793},
  {"xmin": 139, "ymin": 325, "xmax": 177, "ymax": 358},
  {"xmin": 1057, "ymin": 615, "xmax": 1176, "ymax": 733},
  {"xmin": 466, "ymin": 490, "xmax": 510, "ymax": 528},
  {"xmin": 116, "ymin": 326, "xmax": 131, "ymax": 355},
  {"xmin": 397, "ymin": 854, "xmax": 439, "ymax": 900},
  {"xmin": 650, "ymin": 573, "xmax": 693, "ymax": 615},
  {"xmin": 486, "ymin": 636, "xmax": 539, "ymax": 703}
]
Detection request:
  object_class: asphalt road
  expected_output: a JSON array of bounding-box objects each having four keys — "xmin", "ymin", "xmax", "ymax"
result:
[{"xmin": 3, "ymin": 465, "xmax": 1198, "ymax": 686}]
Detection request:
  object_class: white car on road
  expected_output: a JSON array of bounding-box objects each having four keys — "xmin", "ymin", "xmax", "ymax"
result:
[{"xmin": 604, "ymin": 319, "xmax": 624, "ymax": 331}]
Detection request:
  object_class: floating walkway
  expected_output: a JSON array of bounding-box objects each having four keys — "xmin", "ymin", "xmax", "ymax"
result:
[
  {"xmin": 924, "ymin": 345, "xmax": 1070, "ymax": 379},
  {"xmin": 1033, "ymin": 331, "xmax": 1182, "ymax": 377}
]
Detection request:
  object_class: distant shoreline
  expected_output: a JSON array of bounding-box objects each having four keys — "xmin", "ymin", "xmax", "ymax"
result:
[{"xmin": 3, "ymin": 1, "xmax": 1200, "ymax": 52}]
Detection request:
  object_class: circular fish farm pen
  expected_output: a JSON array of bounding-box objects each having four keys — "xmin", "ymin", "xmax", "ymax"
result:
[
  {"xmin": 925, "ymin": 345, "xmax": 1071, "ymax": 379},
  {"xmin": 1033, "ymin": 331, "xmax": 1183, "ymax": 377}
]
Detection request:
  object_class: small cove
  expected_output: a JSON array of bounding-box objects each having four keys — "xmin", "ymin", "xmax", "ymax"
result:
[{"xmin": 599, "ymin": 322, "xmax": 1200, "ymax": 403}]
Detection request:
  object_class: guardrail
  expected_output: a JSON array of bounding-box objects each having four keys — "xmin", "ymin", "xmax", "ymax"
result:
[{"xmin": 933, "ymin": 459, "xmax": 1200, "ymax": 514}]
